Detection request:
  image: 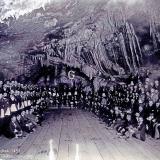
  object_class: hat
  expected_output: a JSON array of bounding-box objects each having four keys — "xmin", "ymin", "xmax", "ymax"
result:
[{"xmin": 146, "ymin": 78, "xmax": 150, "ymax": 82}]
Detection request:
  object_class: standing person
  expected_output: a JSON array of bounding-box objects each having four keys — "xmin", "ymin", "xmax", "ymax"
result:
[
  {"xmin": 52, "ymin": 88, "xmax": 57, "ymax": 107},
  {"xmin": 9, "ymin": 91, "xmax": 18, "ymax": 113},
  {"xmin": 154, "ymin": 80, "xmax": 160, "ymax": 91},
  {"xmin": 68, "ymin": 88, "xmax": 72, "ymax": 109},
  {"xmin": 0, "ymin": 92, "xmax": 5, "ymax": 135},
  {"xmin": 3, "ymin": 92, "xmax": 11, "ymax": 133},
  {"xmin": 74, "ymin": 88, "xmax": 78, "ymax": 108},
  {"xmin": 15, "ymin": 90, "xmax": 22, "ymax": 110}
]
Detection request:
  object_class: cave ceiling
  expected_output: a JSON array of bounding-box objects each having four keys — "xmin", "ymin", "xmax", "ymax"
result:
[{"xmin": 0, "ymin": 0, "xmax": 160, "ymax": 78}]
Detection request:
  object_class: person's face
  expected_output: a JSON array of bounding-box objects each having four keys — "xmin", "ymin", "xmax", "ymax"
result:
[
  {"xmin": 3, "ymin": 93, "xmax": 7, "ymax": 97},
  {"xmin": 21, "ymin": 111, "xmax": 25, "ymax": 116},
  {"xmin": 6, "ymin": 81, "xmax": 10, "ymax": 85},
  {"xmin": 127, "ymin": 115, "xmax": 131, "ymax": 121},
  {"xmin": 150, "ymin": 82, "xmax": 154, "ymax": 87},
  {"xmin": 155, "ymin": 90, "xmax": 159, "ymax": 95},
  {"xmin": 0, "ymin": 81, "xmax": 3, "ymax": 86},
  {"xmin": 141, "ymin": 88, "xmax": 144, "ymax": 93},
  {"xmin": 115, "ymin": 110, "xmax": 119, "ymax": 115},
  {"xmin": 139, "ymin": 106, "xmax": 143, "ymax": 112},
  {"xmin": 145, "ymin": 78, "xmax": 150, "ymax": 84},
  {"xmin": 12, "ymin": 116, "xmax": 16, "ymax": 122},
  {"xmin": 136, "ymin": 113, "xmax": 140, "ymax": 118},
  {"xmin": 145, "ymin": 85, "xmax": 148, "ymax": 89},
  {"xmin": 146, "ymin": 92, "xmax": 150, "ymax": 96},
  {"xmin": 139, "ymin": 117, "xmax": 143, "ymax": 123},
  {"xmin": 155, "ymin": 80, "xmax": 159, "ymax": 86},
  {"xmin": 151, "ymin": 88, "xmax": 155, "ymax": 93},
  {"xmin": 139, "ymin": 83, "xmax": 142, "ymax": 87},
  {"xmin": 121, "ymin": 113, "xmax": 125, "ymax": 118},
  {"xmin": 149, "ymin": 101, "xmax": 153, "ymax": 106},
  {"xmin": 156, "ymin": 103, "xmax": 160, "ymax": 108},
  {"xmin": 149, "ymin": 114, "xmax": 154, "ymax": 119},
  {"xmin": 17, "ymin": 115, "xmax": 21, "ymax": 120},
  {"xmin": 14, "ymin": 81, "xmax": 17, "ymax": 85},
  {"xmin": 134, "ymin": 86, "xmax": 137, "ymax": 90},
  {"xmin": 130, "ymin": 87, "xmax": 133, "ymax": 90},
  {"xmin": 115, "ymin": 107, "xmax": 118, "ymax": 111}
]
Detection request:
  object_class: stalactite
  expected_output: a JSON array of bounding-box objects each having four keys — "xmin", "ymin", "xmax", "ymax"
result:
[
  {"xmin": 132, "ymin": 37, "xmax": 140, "ymax": 67},
  {"xmin": 107, "ymin": 11, "xmax": 116, "ymax": 33},
  {"xmin": 130, "ymin": 24, "xmax": 143, "ymax": 63},
  {"xmin": 118, "ymin": 32, "xmax": 132, "ymax": 72},
  {"xmin": 126, "ymin": 22, "xmax": 137, "ymax": 71},
  {"xmin": 129, "ymin": 24, "xmax": 140, "ymax": 67},
  {"xmin": 111, "ymin": 47, "xmax": 117, "ymax": 64},
  {"xmin": 150, "ymin": 16, "xmax": 158, "ymax": 51},
  {"xmin": 93, "ymin": 42, "xmax": 105, "ymax": 74}
]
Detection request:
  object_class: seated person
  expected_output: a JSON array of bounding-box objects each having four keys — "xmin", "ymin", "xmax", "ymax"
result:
[
  {"xmin": 115, "ymin": 112, "xmax": 128, "ymax": 136},
  {"xmin": 154, "ymin": 104, "xmax": 160, "ymax": 139},
  {"xmin": 18, "ymin": 111, "xmax": 36, "ymax": 133},
  {"xmin": 113, "ymin": 109, "xmax": 125, "ymax": 128},
  {"xmin": 105, "ymin": 108, "xmax": 116, "ymax": 127},
  {"xmin": 132, "ymin": 117, "xmax": 146, "ymax": 141},
  {"xmin": 154, "ymin": 121, "xmax": 160, "ymax": 139},
  {"xmin": 8, "ymin": 115, "xmax": 23, "ymax": 138},
  {"xmin": 117, "ymin": 113, "xmax": 136, "ymax": 139},
  {"xmin": 146, "ymin": 112, "xmax": 156, "ymax": 138},
  {"xmin": 32, "ymin": 105, "xmax": 44, "ymax": 126},
  {"xmin": 27, "ymin": 108, "xmax": 38, "ymax": 126}
]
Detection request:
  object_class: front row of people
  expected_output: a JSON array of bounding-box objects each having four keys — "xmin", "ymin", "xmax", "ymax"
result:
[
  {"xmin": 3, "ymin": 105, "xmax": 46, "ymax": 139},
  {"xmin": 99, "ymin": 104, "xmax": 160, "ymax": 141}
]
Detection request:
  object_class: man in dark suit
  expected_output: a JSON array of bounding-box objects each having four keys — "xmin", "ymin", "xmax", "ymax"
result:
[
  {"xmin": 132, "ymin": 117, "xmax": 146, "ymax": 141},
  {"xmin": 19, "ymin": 111, "xmax": 35, "ymax": 133},
  {"xmin": 9, "ymin": 115, "xmax": 23, "ymax": 138},
  {"xmin": 0, "ymin": 92, "xmax": 5, "ymax": 135},
  {"xmin": 154, "ymin": 102, "xmax": 160, "ymax": 139}
]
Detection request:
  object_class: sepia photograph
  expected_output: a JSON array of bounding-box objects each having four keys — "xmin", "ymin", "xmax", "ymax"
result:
[{"xmin": 0, "ymin": 0, "xmax": 160, "ymax": 159}]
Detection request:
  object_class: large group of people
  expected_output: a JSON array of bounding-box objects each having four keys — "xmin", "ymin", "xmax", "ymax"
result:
[
  {"xmin": 97, "ymin": 78, "xmax": 160, "ymax": 141},
  {"xmin": 0, "ymin": 80, "xmax": 48, "ymax": 138},
  {"xmin": 0, "ymin": 71, "xmax": 160, "ymax": 142},
  {"xmin": 84, "ymin": 75, "xmax": 160, "ymax": 141},
  {"xmin": 45, "ymin": 73, "xmax": 160, "ymax": 142}
]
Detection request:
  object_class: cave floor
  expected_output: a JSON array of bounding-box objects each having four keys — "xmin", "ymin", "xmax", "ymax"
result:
[{"xmin": 0, "ymin": 109, "xmax": 160, "ymax": 160}]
